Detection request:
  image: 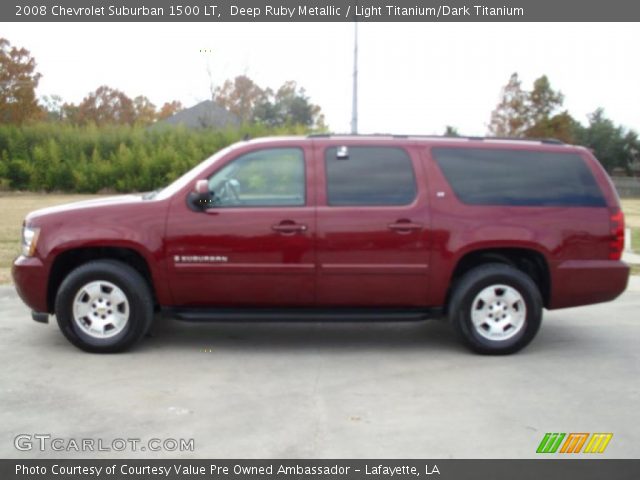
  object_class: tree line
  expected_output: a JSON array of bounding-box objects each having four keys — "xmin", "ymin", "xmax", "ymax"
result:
[
  {"xmin": 1, "ymin": 37, "xmax": 325, "ymax": 129},
  {"xmin": 485, "ymin": 73, "xmax": 639, "ymax": 174},
  {"xmin": 1, "ymin": 36, "xmax": 638, "ymax": 193},
  {"xmin": 0, "ymin": 37, "xmax": 325, "ymax": 192},
  {"xmin": 0, "ymin": 123, "xmax": 311, "ymax": 192}
]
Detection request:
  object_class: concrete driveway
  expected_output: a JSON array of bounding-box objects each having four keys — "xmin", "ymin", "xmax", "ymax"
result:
[{"xmin": 1, "ymin": 278, "xmax": 639, "ymax": 459}]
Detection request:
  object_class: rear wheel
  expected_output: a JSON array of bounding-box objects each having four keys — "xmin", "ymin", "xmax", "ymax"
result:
[
  {"xmin": 55, "ymin": 260, "xmax": 153, "ymax": 353},
  {"xmin": 449, "ymin": 263, "xmax": 543, "ymax": 355}
]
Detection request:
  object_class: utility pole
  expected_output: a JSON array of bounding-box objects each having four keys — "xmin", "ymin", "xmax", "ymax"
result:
[{"xmin": 350, "ymin": 21, "xmax": 358, "ymax": 134}]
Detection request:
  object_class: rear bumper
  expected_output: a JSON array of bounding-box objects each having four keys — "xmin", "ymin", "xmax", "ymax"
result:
[
  {"xmin": 549, "ymin": 259, "xmax": 630, "ymax": 309},
  {"xmin": 12, "ymin": 256, "xmax": 50, "ymax": 313}
]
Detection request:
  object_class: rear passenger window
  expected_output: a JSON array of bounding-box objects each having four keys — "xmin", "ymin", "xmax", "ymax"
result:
[
  {"xmin": 432, "ymin": 148, "xmax": 606, "ymax": 207},
  {"xmin": 325, "ymin": 146, "xmax": 417, "ymax": 206}
]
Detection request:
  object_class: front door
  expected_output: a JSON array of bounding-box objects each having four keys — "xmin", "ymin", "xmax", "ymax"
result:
[
  {"xmin": 165, "ymin": 146, "xmax": 315, "ymax": 307},
  {"xmin": 315, "ymin": 143, "xmax": 430, "ymax": 307}
]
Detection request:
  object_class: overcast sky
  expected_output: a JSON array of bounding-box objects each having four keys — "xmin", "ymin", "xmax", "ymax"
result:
[{"xmin": 2, "ymin": 22, "xmax": 639, "ymax": 135}]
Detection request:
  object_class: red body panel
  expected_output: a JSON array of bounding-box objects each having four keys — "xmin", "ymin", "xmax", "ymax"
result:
[
  {"xmin": 313, "ymin": 142, "xmax": 431, "ymax": 306},
  {"xmin": 12, "ymin": 136, "xmax": 630, "ymax": 314},
  {"xmin": 12, "ymin": 256, "xmax": 49, "ymax": 313},
  {"xmin": 164, "ymin": 141, "xmax": 317, "ymax": 306},
  {"xmin": 419, "ymin": 144, "xmax": 622, "ymax": 308},
  {"xmin": 13, "ymin": 195, "xmax": 172, "ymax": 312}
]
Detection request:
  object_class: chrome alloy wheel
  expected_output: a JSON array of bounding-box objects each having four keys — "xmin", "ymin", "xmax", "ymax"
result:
[
  {"xmin": 470, "ymin": 284, "xmax": 527, "ymax": 341},
  {"xmin": 72, "ymin": 281, "xmax": 130, "ymax": 339}
]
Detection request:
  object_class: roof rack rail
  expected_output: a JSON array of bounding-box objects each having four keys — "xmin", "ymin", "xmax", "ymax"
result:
[
  {"xmin": 477, "ymin": 136, "xmax": 565, "ymax": 145},
  {"xmin": 307, "ymin": 133, "xmax": 565, "ymax": 145}
]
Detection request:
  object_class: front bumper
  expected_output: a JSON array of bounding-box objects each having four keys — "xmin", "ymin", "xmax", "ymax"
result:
[{"xmin": 12, "ymin": 255, "xmax": 50, "ymax": 314}]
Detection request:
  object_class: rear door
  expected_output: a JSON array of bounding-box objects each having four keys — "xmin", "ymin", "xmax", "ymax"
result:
[{"xmin": 315, "ymin": 142, "xmax": 431, "ymax": 307}]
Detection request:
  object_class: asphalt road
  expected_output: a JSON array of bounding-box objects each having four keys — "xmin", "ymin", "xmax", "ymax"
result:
[{"xmin": 1, "ymin": 278, "xmax": 639, "ymax": 459}]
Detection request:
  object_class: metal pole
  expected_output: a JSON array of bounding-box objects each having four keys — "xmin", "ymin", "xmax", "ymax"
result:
[{"xmin": 350, "ymin": 21, "xmax": 358, "ymax": 134}]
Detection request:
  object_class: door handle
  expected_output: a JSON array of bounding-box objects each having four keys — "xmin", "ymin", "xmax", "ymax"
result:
[
  {"xmin": 272, "ymin": 222, "xmax": 308, "ymax": 234},
  {"xmin": 387, "ymin": 220, "xmax": 422, "ymax": 233}
]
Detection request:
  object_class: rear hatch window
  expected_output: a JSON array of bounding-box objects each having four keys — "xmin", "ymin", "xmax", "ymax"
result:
[{"xmin": 432, "ymin": 147, "xmax": 606, "ymax": 207}]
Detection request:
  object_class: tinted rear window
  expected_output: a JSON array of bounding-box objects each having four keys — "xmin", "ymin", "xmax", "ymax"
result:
[
  {"xmin": 325, "ymin": 146, "xmax": 417, "ymax": 206},
  {"xmin": 432, "ymin": 148, "xmax": 606, "ymax": 207}
]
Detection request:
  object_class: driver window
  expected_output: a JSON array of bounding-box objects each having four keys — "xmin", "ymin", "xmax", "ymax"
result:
[{"xmin": 207, "ymin": 148, "xmax": 305, "ymax": 207}]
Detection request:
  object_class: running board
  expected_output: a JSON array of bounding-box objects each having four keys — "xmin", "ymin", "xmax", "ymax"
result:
[{"xmin": 162, "ymin": 307, "xmax": 444, "ymax": 323}]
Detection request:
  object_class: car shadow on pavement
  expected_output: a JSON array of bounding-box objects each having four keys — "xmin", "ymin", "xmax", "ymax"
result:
[
  {"xmin": 140, "ymin": 315, "xmax": 466, "ymax": 354},
  {"xmin": 130, "ymin": 311, "xmax": 611, "ymax": 357}
]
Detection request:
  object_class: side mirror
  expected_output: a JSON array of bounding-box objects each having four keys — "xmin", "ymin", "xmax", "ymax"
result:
[
  {"xmin": 187, "ymin": 179, "xmax": 211, "ymax": 212},
  {"xmin": 194, "ymin": 179, "xmax": 209, "ymax": 194}
]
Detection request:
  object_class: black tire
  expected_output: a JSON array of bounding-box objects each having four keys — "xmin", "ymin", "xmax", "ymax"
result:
[
  {"xmin": 55, "ymin": 260, "xmax": 153, "ymax": 353},
  {"xmin": 449, "ymin": 263, "xmax": 543, "ymax": 355}
]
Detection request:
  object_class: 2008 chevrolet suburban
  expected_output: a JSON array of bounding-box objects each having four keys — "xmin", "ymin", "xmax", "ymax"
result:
[{"xmin": 12, "ymin": 135, "xmax": 630, "ymax": 354}]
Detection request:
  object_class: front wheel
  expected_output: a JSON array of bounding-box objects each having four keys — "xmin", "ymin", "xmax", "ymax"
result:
[
  {"xmin": 55, "ymin": 260, "xmax": 153, "ymax": 353},
  {"xmin": 449, "ymin": 264, "xmax": 543, "ymax": 355}
]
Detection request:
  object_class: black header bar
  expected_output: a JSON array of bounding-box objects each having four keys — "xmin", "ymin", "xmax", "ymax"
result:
[
  {"xmin": 3, "ymin": 0, "xmax": 640, "ymax": 22},
  {"xmin": 2, "ymin": 459, "xmax": 640, "ymax": 480}
]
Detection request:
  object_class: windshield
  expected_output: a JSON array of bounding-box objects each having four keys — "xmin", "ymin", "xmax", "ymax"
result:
[{"xmin": 153, "ymin": 144, "xmax": 236, "ymax": 201}]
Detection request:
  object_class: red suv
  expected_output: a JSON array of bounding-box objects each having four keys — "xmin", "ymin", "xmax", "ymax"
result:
[{"xmin": 12, "ymin": 135, "xmax": 629, "ymax": 354}]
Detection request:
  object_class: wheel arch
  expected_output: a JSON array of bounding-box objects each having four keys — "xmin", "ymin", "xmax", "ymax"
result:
[
  {"xmin": 47, "ymin": 246, "xmax": 157, "ymax": 313},
  {"xmin": 445, "ymin": 247, "xmax": 551, "ymax": 312}
]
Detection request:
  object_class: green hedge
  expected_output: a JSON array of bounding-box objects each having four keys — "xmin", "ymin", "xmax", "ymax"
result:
[{"xmin": 0, "ymin": 123, "xmax": 310, "ymax": 193}]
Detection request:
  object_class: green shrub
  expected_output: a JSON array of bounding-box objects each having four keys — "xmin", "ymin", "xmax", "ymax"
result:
[{"xmin": 0, "ymin": 122, "xmax": 311, "ymax": 193}]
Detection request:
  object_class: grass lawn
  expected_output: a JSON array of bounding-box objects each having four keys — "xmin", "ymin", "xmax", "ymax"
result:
[
  {"xmin": 621, "ymin": 199, "xmax": 640, "ymax": 255},
  {"xmin": 621, "ymin": 199, "xmax": 640, "ymax": 229},
  {"xmin": 633, "ymin": 229, "xmax": 640, "ymax": 253},
  {"xmin": 0, "ymin": 194, "xmax": 639, "ymax": 284}
]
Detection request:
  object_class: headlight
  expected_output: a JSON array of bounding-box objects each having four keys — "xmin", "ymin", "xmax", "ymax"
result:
[{"xmin": 22, "ymin": 226, "xmax": 40, "ymax": 257}]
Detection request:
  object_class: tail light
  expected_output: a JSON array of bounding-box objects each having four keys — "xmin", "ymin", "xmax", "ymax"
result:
[{"xmin": 609, "ymin": 209, "xmax": 624, "ymax": 260}]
